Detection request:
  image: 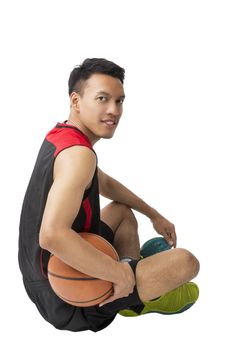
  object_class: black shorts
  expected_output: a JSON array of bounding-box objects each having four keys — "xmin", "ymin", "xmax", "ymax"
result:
[{"xmin": 23, "ymin": 221, "xmax": 143, "ymax": 332}]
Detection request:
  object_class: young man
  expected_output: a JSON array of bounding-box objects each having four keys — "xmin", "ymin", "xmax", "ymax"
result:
[{"xmin": 18, "ymin": 58, "xmax": 200, "ymax": 332}]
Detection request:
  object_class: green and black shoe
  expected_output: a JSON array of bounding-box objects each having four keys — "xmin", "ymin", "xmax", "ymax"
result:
[
  {"xmin": 119, "ymin": 237, "xmax": 199, "ymax": 317},
  {"xmin": 118, "ymin": 282, "xmax": 199, "ymax": 317}
]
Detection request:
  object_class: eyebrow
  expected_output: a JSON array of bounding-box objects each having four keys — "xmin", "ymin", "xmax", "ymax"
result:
[{"xmin": 96, "ymin": 90, "xmax": 125, "ymax": 99}]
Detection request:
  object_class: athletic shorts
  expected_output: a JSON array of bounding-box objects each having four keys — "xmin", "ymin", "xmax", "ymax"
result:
[{"xmin": 23, "ymin": 221, "xmax": 143, "ymax": 332}]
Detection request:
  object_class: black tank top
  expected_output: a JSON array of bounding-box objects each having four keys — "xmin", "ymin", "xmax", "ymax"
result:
[{"xmin": 18, "ymin": 122, "xmax": 101, "ymax": 281}]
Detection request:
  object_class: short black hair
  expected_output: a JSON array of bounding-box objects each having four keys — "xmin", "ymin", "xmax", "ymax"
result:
[{"xmin": 68, "ymin": 58, "xmax": 125, "ymax": 96}]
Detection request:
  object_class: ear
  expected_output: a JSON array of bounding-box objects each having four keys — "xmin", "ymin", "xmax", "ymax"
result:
[{"xmin": 70, "ymin": 92, "xmax": 81, "ymax": 112}]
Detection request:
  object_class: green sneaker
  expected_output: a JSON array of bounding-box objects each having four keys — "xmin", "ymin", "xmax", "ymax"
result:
[{"xmin": 118, "ymin": 282, "xmax": 199, "ymax": 317}]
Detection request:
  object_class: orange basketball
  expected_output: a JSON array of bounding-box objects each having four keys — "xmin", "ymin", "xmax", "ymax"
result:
[{"xmin": 47, "ymin": 233, "xmax": 119, "ymax": 307}]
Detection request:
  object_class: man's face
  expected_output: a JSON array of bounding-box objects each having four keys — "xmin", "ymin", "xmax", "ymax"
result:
[{"xmin": 72, "ymin": 73, "xmax": 125, "ymax": 143}]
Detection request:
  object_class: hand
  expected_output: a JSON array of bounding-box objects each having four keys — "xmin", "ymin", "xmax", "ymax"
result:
[
  {"xmin": 150, "ymin": 212, "xmax": 177, "ymax": 248},
  {"xmin": 99, "ymin": 262, "xmax": 135, "ymax": 307}
]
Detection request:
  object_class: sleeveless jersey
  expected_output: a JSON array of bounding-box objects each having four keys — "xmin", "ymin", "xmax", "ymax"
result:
[{"xmin": 18, "ymin": 122, "xmax": 101, "ymax": 282}]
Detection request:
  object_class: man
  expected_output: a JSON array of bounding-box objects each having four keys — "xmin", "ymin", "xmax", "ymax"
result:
[{"xmin": 18, "ymin": 58, "xmax": 200, "ymax": 332}]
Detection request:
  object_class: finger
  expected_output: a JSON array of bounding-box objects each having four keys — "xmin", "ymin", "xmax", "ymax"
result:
[
  {"xmin": 167, "ymin": 227, "xmax": 177, "ymax": 248},
  {"xmin": 163, "ymin": 232, "xmax": 174, "ymax": 247},
  {"xmin": 171, "ymin": 228, "xmax": 177, "ymax": 248}
]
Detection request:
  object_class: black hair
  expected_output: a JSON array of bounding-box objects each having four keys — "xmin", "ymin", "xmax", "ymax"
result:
[{"xmin": 68, "ymin": 58, "xmax": 125, "ymax": 96}]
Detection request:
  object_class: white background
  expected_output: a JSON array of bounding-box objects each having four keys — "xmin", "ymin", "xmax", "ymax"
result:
[{"xmin": 0, "ymin": 0, "xmax": 232, "ymax": 348}]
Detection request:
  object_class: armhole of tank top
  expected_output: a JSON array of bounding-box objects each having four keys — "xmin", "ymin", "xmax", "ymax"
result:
[
  {"xmin": 54, "ymin": 144, "xmax": 97, "ymax": 159},
  {"xmin": 83, "ymin": 166, "xmax": 98, "ymax": 199},
  {"xmin": 53, "ymin": 144, "xmax": 98, "ymax": 199}
]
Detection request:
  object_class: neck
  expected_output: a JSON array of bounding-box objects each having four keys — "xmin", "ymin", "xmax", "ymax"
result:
[
  {"xmin": 66, "ymin": 114, "xmax": 100, "ymax": 145},
  {"xmin": 67, "ymin": 118, "xmax": 82, "ymax": 130}
]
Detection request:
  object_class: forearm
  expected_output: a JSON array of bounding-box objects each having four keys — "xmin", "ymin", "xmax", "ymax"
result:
[
  {"xmin": 40, "ymin": 228, "xmax": 121, "ymax": 283},
  {"xmin": 101, "ymin": 176, "xmax": 159, "ymax": 219}
]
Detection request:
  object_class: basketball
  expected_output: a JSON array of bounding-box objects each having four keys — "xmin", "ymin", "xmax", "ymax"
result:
[{"xmin": 47, "ymin": 233, "xmax": 119, "ymax": 307}]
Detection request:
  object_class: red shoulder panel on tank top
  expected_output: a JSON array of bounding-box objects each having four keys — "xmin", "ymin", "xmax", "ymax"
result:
[{"xmin": 46, "ymin": 123, "xmax": 93, "ymax": 157}]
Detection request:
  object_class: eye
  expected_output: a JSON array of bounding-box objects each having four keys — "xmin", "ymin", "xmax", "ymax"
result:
[
  {"xmin": 117, "ymin": 99, "xmax": 124, "ymax": 104},
  {"xmin": 97, "ymin": 96, "xmax": 108, "ymax": 102}
]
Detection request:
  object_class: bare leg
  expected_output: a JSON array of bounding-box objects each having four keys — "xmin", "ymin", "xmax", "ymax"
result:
[
  {"xmin": 101, "ymin": 201, "xmax": 140, "ymax": 259},
  {"xmin": 136, "ymin": 248, "xmax": 200, "ymax": 301},
  {"xmin": 101, "ymin": 201, "xmax": 200, "ymax": 303}
]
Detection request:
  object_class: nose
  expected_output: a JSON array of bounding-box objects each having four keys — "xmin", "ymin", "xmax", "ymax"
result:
[{"xmin": 106, "ymin": 102, "xmax": 122, "ymax": 117}]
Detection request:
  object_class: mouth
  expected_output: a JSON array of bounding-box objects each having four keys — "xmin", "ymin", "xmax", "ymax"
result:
[{"xmin": 101, "ymin": 119, "xmax": 117, "ymax": 128}]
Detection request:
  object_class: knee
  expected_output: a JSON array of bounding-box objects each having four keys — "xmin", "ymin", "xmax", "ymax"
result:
[
  {"xmin": 112, "ymin": 201, "xmax": 138, "ymax": 228},
  {"xmin": 176, "ymin": 248, "xmax": 200, "ymax": 280}
]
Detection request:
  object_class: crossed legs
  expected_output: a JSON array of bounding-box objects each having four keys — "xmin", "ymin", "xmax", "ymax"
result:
[{"xmin": 101, "ymin": 201, "xmax": 200, "ymax": 302}]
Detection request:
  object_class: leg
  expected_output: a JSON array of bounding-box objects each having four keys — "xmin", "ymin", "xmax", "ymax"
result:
[
  {"xmin": 136, "ymin": 248, "xmax": 200, "ymax": 301},
  {"xmin": 101, "ymin": 201, "xmax": 140, "ymax": 260}
]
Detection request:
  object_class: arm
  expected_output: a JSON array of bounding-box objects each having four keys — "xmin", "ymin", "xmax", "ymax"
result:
[
  {"xmin": 98, "ymin": 167, "xmax": 159, "ymax": 219},
  {"xmin": 39, "ymin": 146, "xmax": 134, "ymax": 286}
]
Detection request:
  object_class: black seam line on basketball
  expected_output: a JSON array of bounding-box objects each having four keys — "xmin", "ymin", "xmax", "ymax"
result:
[
  {"xmin": 48, "ymin": 270, "xmax": 98, "ymax": 281},
  {"xmin": 57, "ymin": 287, "xmax": 113, "ymax": 304}
]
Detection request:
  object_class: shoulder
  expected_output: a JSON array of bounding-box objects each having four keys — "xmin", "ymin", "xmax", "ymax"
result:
[{"xmin": 54, "ymin": 146, "xmax": 96, "ymax": 182}]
